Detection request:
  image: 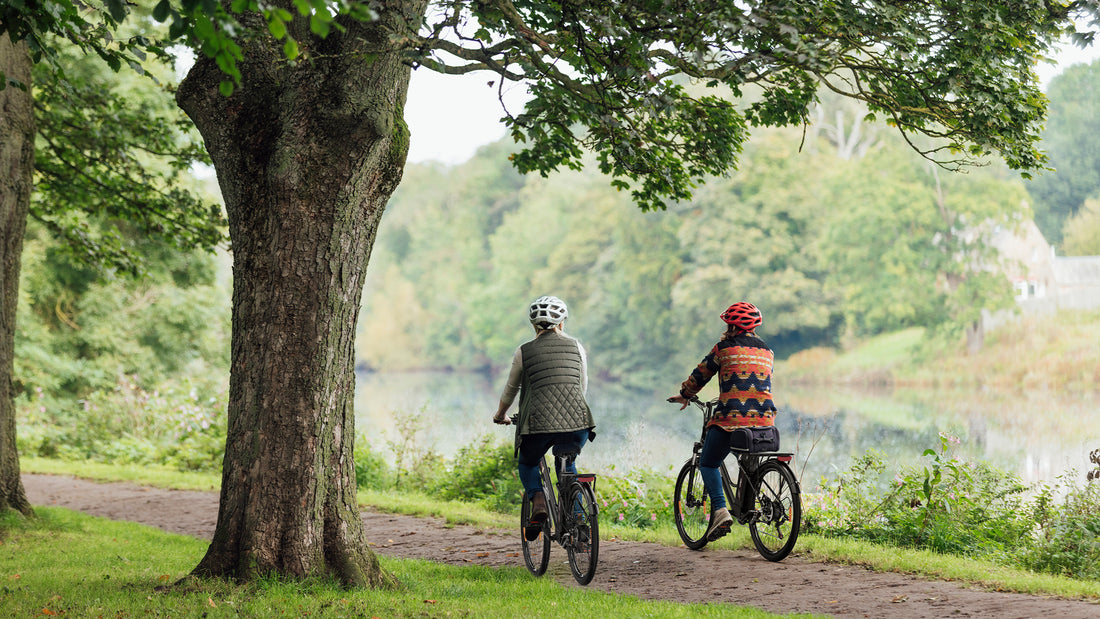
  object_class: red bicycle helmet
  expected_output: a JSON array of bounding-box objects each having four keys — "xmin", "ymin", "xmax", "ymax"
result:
[{"xmin": 721, "ymin": 302, "xmax": 762, "ymax": 331}]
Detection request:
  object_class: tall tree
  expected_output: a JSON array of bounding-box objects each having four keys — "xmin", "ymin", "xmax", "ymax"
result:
[
  {"xmin": 821, "ymin": 139, "xmax": 1028, "ymax": 345},
  {"xmin": 1028, "ymin": 59, "xmax": 1100, "ymax": 244},
  {"xmin": 6, "ymin": 0, "xmax": 1099, "ymax": 587},
  {"xmin": 0, "ymin": 33, "xmax": 35, "ymax": 517},
  {"xmin": 0, "ymin": 7, "xmax": 223, "ymax": 518}
]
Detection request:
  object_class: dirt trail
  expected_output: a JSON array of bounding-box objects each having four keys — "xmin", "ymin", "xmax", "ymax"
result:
[{"xmin": 21, "ymin": 473, "xmax": 1100, "ymax": 618}]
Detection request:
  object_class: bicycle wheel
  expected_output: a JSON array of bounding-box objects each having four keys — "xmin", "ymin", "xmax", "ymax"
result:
[
  {"xmin": 673, "ymin": 459, "xmax": 711, "ymax": 550},
  {"xmin": 566, "ymin": 482, "xmax": 599, "ymax": 585},
  {"xmin": 520, "ymin": 492, "xmax": 550, "ymax": 576},
  {"xmin": 748, "ymin": 460, "xmax": 801, "ymax": 562}
]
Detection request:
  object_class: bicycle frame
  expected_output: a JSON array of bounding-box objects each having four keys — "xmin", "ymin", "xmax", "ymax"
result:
[
  {"xmin": 684, "ymin": 399, "xmax": 796, "ymax": 523},
  {"xmin": 538, "ymin": 453, "xmax": 597, "ymax": 546}
]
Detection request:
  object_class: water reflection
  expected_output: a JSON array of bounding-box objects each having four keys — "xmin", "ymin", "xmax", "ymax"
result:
[{"xmin": 354, "ymin": 371, "xmax": 1100, "ymax": 489}]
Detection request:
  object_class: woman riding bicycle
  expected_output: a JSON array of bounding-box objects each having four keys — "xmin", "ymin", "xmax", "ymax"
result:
[
  {"xmin": 668, "ymin": 301, "xmax": 777, "ymax": 542},
  {"xmin": 492, "ymin": 296, "xmax": 596, "ymax": 537}
]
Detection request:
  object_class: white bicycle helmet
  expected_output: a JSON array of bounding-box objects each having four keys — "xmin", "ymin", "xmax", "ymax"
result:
[{"xmin": 529, "ymin": 295, "xmax": 569, "ymax": 327}]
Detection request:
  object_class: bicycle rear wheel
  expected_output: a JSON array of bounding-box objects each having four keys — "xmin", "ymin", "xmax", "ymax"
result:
[
  {"xmin": 520, "ymin": 492, "xmax": 550, "ymax": 576},
  {"xmin": 566, "ymin": 482, "xmax": 599, "ymax": 585},
  {"xmin": 748, "ymin": 460, "xmax": 801, "ymax": 561},
  {"xmin": 673, "ymin": 459, "xmax": 711, "ymax": 550}
]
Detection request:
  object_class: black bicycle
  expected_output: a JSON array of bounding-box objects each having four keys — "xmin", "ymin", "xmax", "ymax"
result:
[
  {"xmin": 672, "ymin": 397, "xmax": 801, "ymax": 561},
  {"xmin": 520, "ymin": 450, "xmax": 600, "ymax": 585}
]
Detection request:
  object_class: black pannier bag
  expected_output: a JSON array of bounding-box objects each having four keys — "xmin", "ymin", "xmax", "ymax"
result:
[{"xmin": 730, "ymin": 426, "xmax": 780, "ymax": 452}]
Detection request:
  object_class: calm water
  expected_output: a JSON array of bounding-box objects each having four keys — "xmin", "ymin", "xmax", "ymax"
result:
[{"xmin": 354, "ymin": 371, "xmax": 1100, "ymax": 490}]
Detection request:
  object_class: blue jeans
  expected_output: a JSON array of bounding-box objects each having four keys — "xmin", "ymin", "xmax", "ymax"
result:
[
  {"xmin": 517, "ymin": 429, "xmax": 590, "ymax": 497},
  {"xmin": 699, "ymin": 426, "xmax": 734, "ymax": 510}
]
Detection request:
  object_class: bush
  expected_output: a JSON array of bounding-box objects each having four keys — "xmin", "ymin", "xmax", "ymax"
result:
[
  {"xmin": 16, "ymin": 375, "xmax": 227, "ymax": 473},
  {"xmin": 802, "ymin": 434, "xmax": 1100, "ymax": 581},
  {"xmin": 597, "ymin": 468, "xmax": 674, "ymax": 529},
  {"xmin": 354, "ymin": 437, "xmax": 393, "ymax": 490},
  {"xmin": 430, "ymin": 435, "xmax": 523, "ymax": 512},
  {"xmin": 1020, "ymin": 475, "xmax": 1100, "ymax": 579}
]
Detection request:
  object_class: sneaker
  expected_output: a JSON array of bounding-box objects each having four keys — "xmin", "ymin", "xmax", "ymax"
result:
[{"xmin": 705, "ymin": 507, "xmax": 733, "ymax": 541}]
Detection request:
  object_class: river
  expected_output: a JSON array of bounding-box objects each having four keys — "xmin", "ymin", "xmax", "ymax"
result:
[{"xmin": 354, "ymin": 371, "xmax": 1100, "ymax": 490}]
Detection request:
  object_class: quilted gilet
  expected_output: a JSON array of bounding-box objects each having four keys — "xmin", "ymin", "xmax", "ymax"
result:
[{"xmin": 516, "ymin": 331, "xmax": 595, "ymax": 437}]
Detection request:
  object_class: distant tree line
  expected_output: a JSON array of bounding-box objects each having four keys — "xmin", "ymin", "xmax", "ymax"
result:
[{"xmin": 359, "ymin": 108, "xmax": 1024, "ymax": 387}]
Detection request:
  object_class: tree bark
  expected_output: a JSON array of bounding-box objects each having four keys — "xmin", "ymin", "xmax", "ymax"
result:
[
  {"xmin": 0, "ymin": 33, "xmax": 34, "ymax": 518},
  {"xmin": 176, "ymin": 3, "xmax": 420, "ymax": 585}
]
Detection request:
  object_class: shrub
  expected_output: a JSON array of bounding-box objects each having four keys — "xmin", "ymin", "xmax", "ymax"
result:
[
  {"xmin": 597, "ymin": 468, "xmax": 674, "ymax": 530},
  {"xmin": 1020, "ymin": 475, "xmax": 1100, "ymax": 579},
  {"xmin": 804, "ymin": 433, "xmax": 1031, "ymax": 559},
  {"xmin": 430, "ymin": 435, "xmax": 522, "ymax": 512},
  {"xmin": 354, "ymin": 437, "xmax": 393, "ymax": 490}
]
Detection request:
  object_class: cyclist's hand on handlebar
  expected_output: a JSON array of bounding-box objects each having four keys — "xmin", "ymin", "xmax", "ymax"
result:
[{"xmin": 667, "ymin": 395, "xmax": 690, "ymax": 410}]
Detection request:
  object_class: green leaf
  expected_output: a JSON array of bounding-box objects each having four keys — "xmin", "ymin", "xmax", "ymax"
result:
[
  {"xmin": 268, "ymin": 17, "xmax": 287, "ymax": 40},
  {"xmin": 310, "ymin": 15, "xmax": 330, "ymax": 38},
  {"xmin": 283, "ymin": 37, "xmax": 299, "ymax": 60},
  {"xmin": 152, "ymin": 0, "xmax": 172, "ymax": 22},
  {"xmin": 105, "ymin": 0, "xmax": 127, "ymax": 22},
  {"xmin": 219, "ymin": 80, "xmax": 235, "ymax": 96}
]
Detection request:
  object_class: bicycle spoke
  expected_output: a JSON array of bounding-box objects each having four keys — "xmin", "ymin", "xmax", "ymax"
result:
[
  {"xmin": 674, "ymin": 460, "xmax": 711, "ymax": 549},
  {"xmin": 748, "ymin": 460, "xmax": 801, "ymax": 562},
  {"xmin": 566, "ymin": 483, "xmax": 599, "ymax": 585}
]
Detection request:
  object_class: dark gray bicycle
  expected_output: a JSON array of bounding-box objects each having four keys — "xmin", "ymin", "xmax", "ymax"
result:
[
  {"xmin": 672, "ymin": 397, "xmax": 801, "ymax": 561},
  {"xmin": 520, "ymin": 449, "xmax": 600, "ymax": 585}
]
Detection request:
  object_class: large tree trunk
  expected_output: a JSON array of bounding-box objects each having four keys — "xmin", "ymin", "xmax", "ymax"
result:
[
  {"xmin": 0, "ymin": 34, "xmax": 34, "ymax": 518},
  {"xmin": 176, "ymin": 4, "xmax": 419, "ymax": 585}
]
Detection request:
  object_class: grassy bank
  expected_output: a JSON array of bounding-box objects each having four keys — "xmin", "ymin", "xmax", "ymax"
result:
[
  {"xmin": 17, "ymin": 458, "xmax": 1100, "ymax": 602},
  {"xmin": 779, "ymin": 310, "xmax": 1100, "ymax": 391}
]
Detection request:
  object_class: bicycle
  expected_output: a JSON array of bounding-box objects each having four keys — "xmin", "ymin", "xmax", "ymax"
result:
[
  {"xmin": 672, "ymin": 397, "xmax": 801, "ymax": 561},
  {"xmin": 519, "ymin": 446, "xmax": 600, "ymax": 585}
]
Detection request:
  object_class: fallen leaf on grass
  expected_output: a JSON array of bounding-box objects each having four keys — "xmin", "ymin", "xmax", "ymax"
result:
[
  {"xmin": 40, "ymin": 609, "xmax": 59, "ymax": 616},
  {"xmin": 208, "ymin": 598, "xmax": 217, "ymax": 608},
  {"xmin": 423, "ymin": 600, "xmax": 437, "ymax": 604}
]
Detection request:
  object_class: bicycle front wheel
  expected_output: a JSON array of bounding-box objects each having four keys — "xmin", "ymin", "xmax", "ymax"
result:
[
  {"xmin": 748, "ymin": 460, "xmax": 801, "ymax": 561},
  {"xmin": 673, "ymin": 459, "xmax": 711, "ymax": 550},
  {"xmin": 520, "ymin": 492, "xmax": 550, "ymax": 576},
  {"xmin": 566, "ymin": 482, "xmax": 599, "ymax": 585}
]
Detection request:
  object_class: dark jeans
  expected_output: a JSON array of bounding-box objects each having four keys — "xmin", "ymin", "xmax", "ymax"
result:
[
  {"xmin": 517, "ymin": 429, "xmax": 590, "ymax": 497},
  {"xmin": 699, "ymin": 426, "xmax": 734, "ymax": 510}
]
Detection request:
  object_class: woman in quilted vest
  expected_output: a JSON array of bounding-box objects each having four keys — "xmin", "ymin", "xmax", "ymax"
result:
[
  {"xmin": 492, "ymin": 296, "xmax": 596, "ymax": 537},
  {"xmin": 667, "ymin": 301, "xmax": 778, "ymax": 542}
]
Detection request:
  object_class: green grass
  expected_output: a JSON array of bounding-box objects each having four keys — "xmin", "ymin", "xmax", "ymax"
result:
[
  {"xmin": 0, "ymin": 508, "xmax": 810, "ymax": 618},
  {"xmin": 19, "ymin": 458, "xmax": 1100, "ymax": 601}
]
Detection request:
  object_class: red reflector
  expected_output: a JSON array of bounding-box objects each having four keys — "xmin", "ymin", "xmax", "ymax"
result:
[
  {"xmin": 777, "ymin": 455, "xmax": 792, "ymax": 463},
  {"xmin": 577, "ymin": 475, "xmax": 596, "ymax": 483}
]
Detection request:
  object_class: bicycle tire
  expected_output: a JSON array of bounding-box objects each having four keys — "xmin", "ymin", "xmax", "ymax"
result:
[
  {"xmin": 566, "ymin": 482, "xmax": 599, "ymax": 585},
  {"xmin": 748, "ymin": 459, "xmax": 801, "ymax": 562},
  {"xmin": 673, "ymin": 459, "xmax": 712, "ymax": 550},
  {"xmin": 520, "ymin": 492, "xmax": 550, "ymax": 576}
]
